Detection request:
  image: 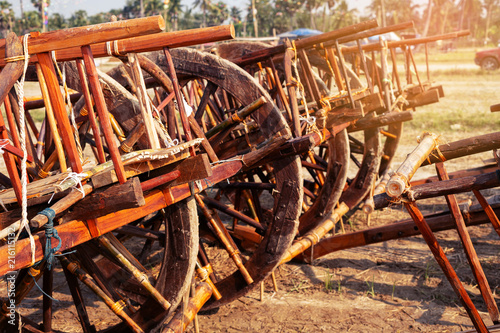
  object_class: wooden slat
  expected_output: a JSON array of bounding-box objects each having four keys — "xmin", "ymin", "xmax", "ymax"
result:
[{"xmin": 82, "ymin": 45, "xmax": 126, "ymax": 183}]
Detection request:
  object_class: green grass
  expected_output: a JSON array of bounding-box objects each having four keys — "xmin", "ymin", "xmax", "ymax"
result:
[
  {"xmin": 412, "ymin": 48, "xmax": 477, "ymax": 63},
  {"xmin": 365, "ymin": 275, "xmax": 375, "ymax": 297},
  {"xmin": 402, "ymin": 69, "xmax": 500, "ymax": 140}
]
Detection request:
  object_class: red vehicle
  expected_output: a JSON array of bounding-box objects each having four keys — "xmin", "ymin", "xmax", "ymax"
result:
[{"xmin": 475, "ymin": 47, "xmax": 500, "ymax": 70}]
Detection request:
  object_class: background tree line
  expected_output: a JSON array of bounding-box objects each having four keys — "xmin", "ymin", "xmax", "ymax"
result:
[{"xmin": 0, "ymin": 0, "xmax": 499, "ymax": 46}]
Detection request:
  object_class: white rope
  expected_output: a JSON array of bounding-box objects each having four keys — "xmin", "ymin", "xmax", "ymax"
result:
[
  {"xmin": 299, "ymin": 115, "xmax": 317, "ymax": 133},
  {"xmin": 0, "ymin": 138, "xmax": 10, "ymax": 154},
  {"xmin": 48, "ymin": 172, "xmax": 87, "ymax": 204},
  {"xmin": 0, "ymin": 198, "xmax": 7, "ymax": 212},
  {"xmin": 209, "ymin": 156, "xmax": 243, "ymax": 165},
  {"xmin": 106, "ymin": 41, "xmax": 113, "ymax": 57},
  {"xmin": 150, "ymin": 103, "xmax": 178, "ymax": 148},
  {"xmin": 291, "ymin": 54, "xmax": 310, "ymax": 117},
  {"xmin": 14, "ymin": 34, "xmax": 37, "ymax": 265}
]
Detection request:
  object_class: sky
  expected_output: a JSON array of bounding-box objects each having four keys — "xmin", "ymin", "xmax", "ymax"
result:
[{"xmin": 7, "ymin": 0, "xmax": 374, "ymax": 18}]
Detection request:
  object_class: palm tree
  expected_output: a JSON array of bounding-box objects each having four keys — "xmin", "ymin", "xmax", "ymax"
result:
[
  {"xmin": 484, "ymin": 0, "xmax": 499, "ymax": 44},
  {"xmin": 31, "ymin": 0, "xmax": 49, "ymax": 31},
  {"xmin": 0, "ymin": 1, "xmax": 13, "ymax": 36},
  {"xmin": 302, "ymin": 0, "xmax": 323, "ymax": 29},
  {"xmin": 168, "ymin": 0, "xmax": 182, "ymax": 30},
  {"xmin": 206, "ymin": 1, "xmax": 228, "ymax": 26},
  {"xmin": 23, "ymin": 10, "xmax": 41, "ymax": 31},
  {"xmin": 48, "ymin": 12, "xmax": 66, "ymax": 30},
  {"xmin": 193, "ymin": 0, "xmax": 211, "ymax": 27},
  {"xmin": 68, "ymin": 10, "xmax": 89, "ymax": 27}
]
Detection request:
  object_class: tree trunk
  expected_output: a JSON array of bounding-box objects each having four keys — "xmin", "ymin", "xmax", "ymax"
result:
[
  {"xmin": 484, "ymin": 2, "xmax": 493, "ymax": 44},
  {"xmin": 422, "ymin": 0, "xmax": 433, "ymax": 37}
]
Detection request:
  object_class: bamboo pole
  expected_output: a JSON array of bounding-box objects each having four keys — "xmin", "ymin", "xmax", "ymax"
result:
[
  {"xmin": 194, "ymin": 194, "xmax": 254, "ymax": 285},
  {"xmin": 163, "ymin": 48, "xmax": 195, "ymax": 156},
  {"xmin": 161, "ymin": 282, "xmax": 212, "ymax": 333},
  {"xmin": 374, "ymin": 170, "xmax": 500, "ymax": 210},
  {"xmin": 280, "ymin": 202, "xmax": 348, "ymax": 264},
  {"xmin": 386, "ymin": 132, "xmax": 438, "ymax": 198},
  {"xmin": 98, "ymin": 234, "xmax": 171, "ymax": 311},
  {"xmin": 119, "ymin": 121, "xmax": 145, "ymax": 154},
  {"xmin": 196, "ymin": 262, "xmax": 222, "ymax": 300},
  {"xmin": 205, "ymin": 97, "xmax": 266, "ymax": 139},
  {"xmin": 422, "ymin": 131, "xmax": 500, "ymax": 166},
  {"xmin": 127, "ymin": 53, "xmax": 161, "ymax": 149},
  {"xmin": 59, "ymin": 256, "xmax": 144, "ymax": 333}
]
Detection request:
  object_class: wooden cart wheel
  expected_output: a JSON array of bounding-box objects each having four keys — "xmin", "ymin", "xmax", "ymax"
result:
[
  {"xmin": 215, "ymin": 41, "xmax": 377, "ymax": 233},
  {"xmin": 106, "ymin": 47, "xmax": 303, "ymax": 309},
  {"xmin": 8, "ymin": 63, "xmax": 200, "ymax": 332},
  {"xmin": 298, "ymin": 128, "xmax": 350, "ymax": 234},
  {"xmin": 100, "ymin": 197, "xmax": 199, "ymax": 332}
]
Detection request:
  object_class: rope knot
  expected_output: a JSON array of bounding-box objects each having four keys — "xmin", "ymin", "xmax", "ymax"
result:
[{"xmin": 38, "ymin": 208, "xmax": 62, "ymax": 270}]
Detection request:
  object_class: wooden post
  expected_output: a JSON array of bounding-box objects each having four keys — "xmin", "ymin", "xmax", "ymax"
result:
[
  {"xmin": 283, "ymin": 39, "xmax": 301, "ymax": 138},
  {"xmin": 127, "ymin": 53, "xmax": 160, "ymax": 149},
  {"xmin": 0, "ymin": 112, "xmax": 22, "ymax": 204},
  {"xmin": 473, "ymin": 189, "xmax": 500, "ymax": 238},
  {"xmin": 37, "ymin": 53, "xmax": 82, "ymax": 173},
  {"xmin": 81, "ymin": 45, "xmax": 126, "ymax": 183},
  {"xmin": 163, "ymin": 47, "xmax": 195, "ymax": 155},
  {"xmin": 436, "ymin": 162, "xmax": 499, "ymax": 323},
  {"xmin": 61, "ymin": 264, "xmax": 95, "ymax": 333},
  {"xmin": 76, "ymin": 59, "xmax": 106, "ymax": 164},
  {"xmin": 42, "ymin": 267, "xmax": 53, "ymax": 333},
  {"xmin": 404, "ymin": 202, "xmax": 488, "ymax": 333},
  {"xmin": 98, "ymin": 234, "xmax": 171, "ymax": 311}
]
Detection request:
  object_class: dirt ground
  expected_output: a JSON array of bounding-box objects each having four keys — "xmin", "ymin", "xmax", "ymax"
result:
[
  {"xmin": 187, "ymin": 152, "xmax": 500, "ymax": 333},
  {"xmin": 191, "ymin": 204, "xmax": 500, "ymax": 333}
]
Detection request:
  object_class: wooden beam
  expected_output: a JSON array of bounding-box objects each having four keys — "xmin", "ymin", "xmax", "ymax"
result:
[
  {"xmin": 0, "ymin": 160, "xmax": 242, "ymax": 276},
  {"xmin": 0, "ymin": 16, "xmax": 165, "ymax": 57}
]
